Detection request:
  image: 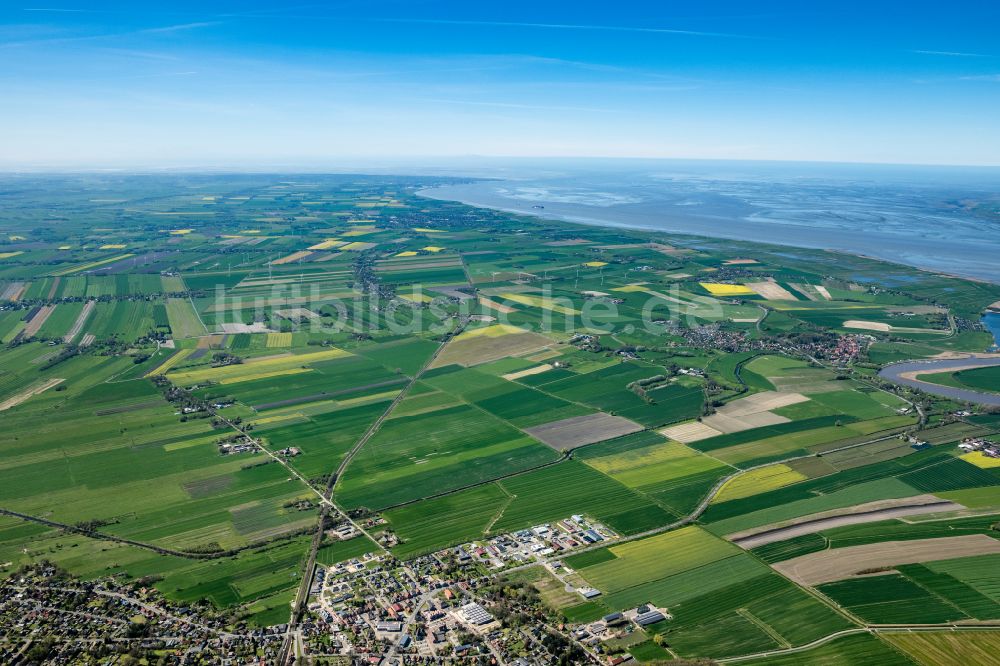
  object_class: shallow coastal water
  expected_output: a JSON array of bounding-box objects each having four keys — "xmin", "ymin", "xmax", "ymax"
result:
[
  {"xmin": 878, "ymin": 356, "xmax": 1000, "ymax": 406},
  {"xmin": 420, "ymin": 162, "xmax": 1000, "ymax": 284},
  {"xmin": 984, "ymin": 312, "xmax": 1000, "ymax": 349}
]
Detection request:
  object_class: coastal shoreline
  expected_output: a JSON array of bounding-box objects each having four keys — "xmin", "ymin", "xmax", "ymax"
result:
[{"xmin": 417, "ymin": 182, "xmax": 1000, "ymax": 287}]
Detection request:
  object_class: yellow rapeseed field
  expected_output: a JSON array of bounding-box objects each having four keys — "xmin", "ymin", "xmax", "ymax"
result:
[
  {"xmin": 218, "ymin": 367, "xmax": 313, "ymax": 385},
  {"xmin": 700, "ymin": 282, "xmax": 756, "ymax": 296},
  {"xmin": 272, "ymin": 251, "xmax": 313, "ymax": 265},
  {"xmin": 265, "ymin": 332, "xmax": 293, "ymax": 347},
  {"xmin": 168, "ymin": 347, "xmax": 350, "ymax": 385},
  {"xmin": 499, "ymin": 293, "xmax": 580, "ymax": 315},
  {"xmin": 961, "ymin": 452, "xmax": 1000, "ymax": 469},
  {"xmin": 144, "ymin": 348, "xmax": 193, "ymax": 377},
  {"xmin": 308, "ymin": 239, "xmax": 344, "ymax": 250},
  {"xmin": 712, "ymin": 464, "xmax": 807, "ymax": 503}
]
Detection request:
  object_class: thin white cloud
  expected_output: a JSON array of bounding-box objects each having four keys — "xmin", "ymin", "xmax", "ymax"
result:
[
  {"xmin": 376, "ymin": 18, "xmax": 752, "ymax": 39},
  {"xmin": 138, "ymin": 21, "xmax": 220, "ymax": 35},
  {"xmin": 412, "ymin": 97, "xmax": 616, "ymax": 113},
  {"xmin": 0, "ymin": 20, "xmax": 219, "ymax": 48},
  {"xmin": 22, "ymin": 7, "xmax": 101, "ymax": 11},
  {"xmin": 913, "ymin": 50, "xmax": 989, "ymax": 57},
  {"xmin": 960, "ymin": 74, "xmax": 1000, "ymax": 82}
]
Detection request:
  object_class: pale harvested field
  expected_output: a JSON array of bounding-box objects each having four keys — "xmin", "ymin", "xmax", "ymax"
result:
[
  {"xmin": 63, "ymin": 300, "xmax": 95, "ymax": 343},
  {"xmin": 647, "ymin": 242, "xmax": 689, "ymax": 256},
  {"xmin": 723, "ymin": 258, "xmax": 759, "ymax": 265},
  {"xmin": 815, "ymin": 285, "xmax": 833, "ymax": 299},
  {"xmin": 886, "ymin": 305, "xmax": 948, "ymax": 314},
  {"xmin": 525, "ymin": 348, "xmax": 562, "ymax": 362},
  {"xmin": 703, "ymin": 410, "xmax": 789, "ymax": 433},
  {"xmin": 219, "ymin": 322, "xmax": 273, "ymax": 333},
  {"xmin": 478, "ymin": 296, "xmax": 517, "ymax": 314},
  {"xmin": 731, "ymin": 496, "xmax": 962, "ymax": 549},
  {"xmin": 660, "ymin": 420, "xmax": 724, "ymax": 443},
  {"xmin": 46, "ymin": 277, "xmax": 61, "ymax": 300},
  {"xmin": 502, "ymin": 364, "xmax": 553, "ymax": 381},
  {"xmin": 196, "ymin": 334, "xmax": 226, "ymax": 349},
  {"xmin": 788, "ymin": 283, "xmax": 820, "ymax": 301},
  {"xmin": 844, "ymin": 319, "xmax": 892, "ymax": 332},
  {"xmin": 525, "ymin": 412, "xmax": 643, "ymax": 451},
  {"xmin": 79, "ymin": 333, "xmax": 95, "ymax": 347},
  {"xmin": 272, "ymin": 250, "xmax": 313, "ymax": 265},
  {"xmin": 747, "ymin": 280, "xmax": 798, "ymax": 300},
  {"xmin": 544, "ymin": 239, "xmax": 593, "ymax": 246},
  {"xmin": 431, "ymin": 328, "xmax": 553, "ymax": 368},
  {"xmin": 431, "ymin": 286, "xmax": 474, "ymax": 300},
  {"xmin": 719, "ymin": 391, "xmax": 810, "ymax": 416},
  {"xmin": 701, "ymin": 391, "xmax": 808, "ymax": 434},
  {"xmin": 1, "ymin": 282, "xmax": 26, "ymax": 301},
  {"xmin": 773, "ymin": 534, "xmax": 1000, "ymax": 586},
  {"xmin": 22, "ymin": 305, "xmax": 56, "ymax": 338},
  {"xmin": 726, "ymin": 495, "xmax": 953, "ymax": 543},
  {"xmin": 274, "ymin": 307, "xmax": 319, "ymax": 320},
  {"xmin": 0, "ymin": 378, "xmax": 65, "ymax": 411}
]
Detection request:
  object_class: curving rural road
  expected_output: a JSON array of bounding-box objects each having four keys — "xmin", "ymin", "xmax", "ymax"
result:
[{"xmin": 878, "ymin": 355, "xmax": 1000, "ymax": 406}]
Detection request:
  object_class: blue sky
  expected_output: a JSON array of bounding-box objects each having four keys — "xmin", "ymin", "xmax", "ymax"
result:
[{"xmin": 1, "ymin": 1, "xmax": 999, "ymax": 167}]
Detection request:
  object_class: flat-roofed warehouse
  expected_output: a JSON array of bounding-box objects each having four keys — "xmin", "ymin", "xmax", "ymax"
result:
[{"xmin": 459, "ymin": 602, "xmax": 494, "ymax": 625}]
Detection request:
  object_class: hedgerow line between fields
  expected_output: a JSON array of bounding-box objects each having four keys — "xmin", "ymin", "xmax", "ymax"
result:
[{"xmin": 0, "ymin": 507, "xmax": 311, "ymax": 560}]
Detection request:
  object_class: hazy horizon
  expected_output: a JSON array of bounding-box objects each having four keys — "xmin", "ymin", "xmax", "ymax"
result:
[
  {"xmin": 4, "ymin": 155, "xmax": 1000, "ymax": 175},
  {"xmin": 2, "ymin": 1, "xmax": 999, "ymax": 167}
]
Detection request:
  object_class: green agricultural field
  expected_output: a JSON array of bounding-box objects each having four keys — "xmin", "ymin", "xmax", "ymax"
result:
[
  {"xmin": 385, "ymin": 483, "xmax": 510, "ymax": 558},
  {"xmin": 739, "ymin": 633, "xmax": 916, "ymax": 665},
  {"xmin": 165, "ymin": 296, "xmax": 209, "ymax": 338},
  {"xmin": 336, "ymin": 403, "xmax": 560, "ymax": 510},
  {"xmin": 574, "ymin": 526, "xmax": 737, "ymax": 590},
  {"xmin": 817, "ymin": 574, "xmax": 969, "ymax": 624},
  {"xmin": 580, "ymin": 437, "xmax": 729, "ymax": 492},
  {"xmin": 315, "ymin": 535, "xmax": 379, "ymax": 565},
  {"xmin": 657, "ymin": 572, "xmax": 854, "ymax": 658},
  {"xmin": 705, "ymin": 477, "xmax": 921, "ymax": 536},
  {"xmin": 491, "ymin": 461, "xmax": 676, "ymax": 534},
  {"xmin": 2, "ymin": 173, "xmax": 1000, "ymax": 653}
]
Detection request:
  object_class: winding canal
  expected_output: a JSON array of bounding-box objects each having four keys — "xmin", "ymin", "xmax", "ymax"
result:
[{"xmin": 878, "ymin": 355, "xmax": 1000, "ymax": 406}]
